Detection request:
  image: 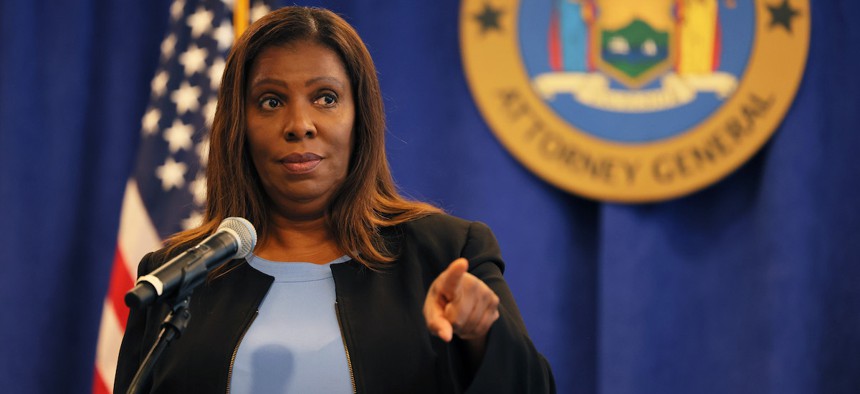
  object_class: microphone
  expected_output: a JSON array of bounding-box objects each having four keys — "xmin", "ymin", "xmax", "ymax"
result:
[{"xmin": 124, "ymin": 217, "xmax": 257, "ymax": 309}]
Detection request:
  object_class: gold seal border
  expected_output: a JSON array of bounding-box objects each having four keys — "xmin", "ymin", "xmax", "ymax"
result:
[{"xmin": 460, "ymin": 0, "xmax": 810, "ymax": 202}]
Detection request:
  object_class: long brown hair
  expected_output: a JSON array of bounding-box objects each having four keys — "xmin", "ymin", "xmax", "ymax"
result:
[{"xmin": 166, "ymin": 6, "xmax": 440, "ymax": 268}]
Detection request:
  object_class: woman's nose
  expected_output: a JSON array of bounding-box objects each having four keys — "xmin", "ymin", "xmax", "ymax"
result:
[{"xmin": 282, "ymin": 104, "xmax": 317, "ymax": 141}]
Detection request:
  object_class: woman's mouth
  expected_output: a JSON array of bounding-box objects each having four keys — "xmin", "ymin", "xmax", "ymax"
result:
[{"xmin": 280, "ymin": 153, "xmax": 322, "ymax": 174}]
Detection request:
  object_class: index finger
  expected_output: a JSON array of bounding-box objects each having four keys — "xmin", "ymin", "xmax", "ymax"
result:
[{"xmin": 436, "ymin": 258, "xmax": 469, "ymax": 300}]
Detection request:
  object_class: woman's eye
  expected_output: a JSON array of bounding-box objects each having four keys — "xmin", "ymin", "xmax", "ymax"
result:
[
  {"xmin": 315, "ymin": 93, "xmax": 337, "ymax": 106},
  {"xmin": 261, "ymin": 97, "xmax": 281, "ymax": 109}
]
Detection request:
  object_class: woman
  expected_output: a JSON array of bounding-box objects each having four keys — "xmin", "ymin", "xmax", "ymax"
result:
[{"xmin": 116, "ymin": 6, "xmax": 554, "ymax": 393}]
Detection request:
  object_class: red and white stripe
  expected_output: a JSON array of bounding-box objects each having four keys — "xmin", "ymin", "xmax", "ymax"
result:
[{"xmin": 93, "ymin": 181, "xmax": 161, "ymax": 393}]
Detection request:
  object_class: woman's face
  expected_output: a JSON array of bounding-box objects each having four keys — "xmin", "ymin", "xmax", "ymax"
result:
[{"xmin": 245, "ymin": 40, "xmax": 355, "ymax": 218}]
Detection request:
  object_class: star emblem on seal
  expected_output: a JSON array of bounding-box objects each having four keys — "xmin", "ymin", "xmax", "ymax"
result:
[
  {"xmin": 768, "ymin": 0, "xmax": 800, "ymax": 32},
  {"xmin": 474, "ymin": 3, "xmax": 503, "ymax": 34}
]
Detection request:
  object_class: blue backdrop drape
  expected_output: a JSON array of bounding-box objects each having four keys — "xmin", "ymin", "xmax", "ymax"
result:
[{"xmin": 1, "ymin": 1, "xmax": 859, "ymax": 393}]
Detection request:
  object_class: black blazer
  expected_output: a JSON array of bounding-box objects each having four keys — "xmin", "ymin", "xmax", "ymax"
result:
[{"xmin": 115, "ymin": 214, "xmax": 555, "ymax": 393}]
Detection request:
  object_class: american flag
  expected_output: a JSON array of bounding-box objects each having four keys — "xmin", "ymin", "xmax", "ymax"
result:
[{"xmin": 92, "ymin": 0, "xmax": 271, "ymax": 392}]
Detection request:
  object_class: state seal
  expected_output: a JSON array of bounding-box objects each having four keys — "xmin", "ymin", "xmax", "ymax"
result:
[{"xmin": 460, "ymin": 0, "xmax": 810, "ymax": 202}]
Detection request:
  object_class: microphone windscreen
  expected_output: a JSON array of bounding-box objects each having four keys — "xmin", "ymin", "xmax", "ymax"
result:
[{"xmin": 217, "ymin": 217, "xmax": 257, "ymax": 259}]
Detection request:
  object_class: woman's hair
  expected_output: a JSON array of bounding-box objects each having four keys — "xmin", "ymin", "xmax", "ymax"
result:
[{"xmin": 166, "ymin": 6, "xmax": 440, "ymax": 268}]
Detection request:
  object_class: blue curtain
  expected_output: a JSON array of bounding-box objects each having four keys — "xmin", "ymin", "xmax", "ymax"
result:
[
  {"xmin": 0, "ymin": 0, "xmax": 171, "ymax": 392},
  {"xmin": 1, "ymin": 1, "xmax": 859, "ymax": 393}
]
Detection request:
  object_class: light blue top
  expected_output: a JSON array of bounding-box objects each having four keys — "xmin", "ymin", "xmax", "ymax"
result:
[{"xmin": 229, "ymin": 255, "xmax": 352, "ymax": 393}]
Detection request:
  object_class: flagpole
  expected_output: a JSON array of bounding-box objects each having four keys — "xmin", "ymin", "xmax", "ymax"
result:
[{"xmin": 234, "ymin": 0, "xmax": 249, "ymax": 40}]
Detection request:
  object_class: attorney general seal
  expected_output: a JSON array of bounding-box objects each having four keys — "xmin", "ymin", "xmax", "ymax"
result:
[{"xmin": 461, "ymin": 0, "xmax": 809, "ymax": 202}]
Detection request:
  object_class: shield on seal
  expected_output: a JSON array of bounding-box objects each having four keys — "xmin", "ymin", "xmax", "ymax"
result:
[{"xmin": 592, "ymin": 0, "xmax": 675, "ymax": 89}]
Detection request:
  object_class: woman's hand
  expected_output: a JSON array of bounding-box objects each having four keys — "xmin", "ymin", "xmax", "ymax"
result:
[{"xmin": 424, "ymin": 258, "xmax": 500, "ymax": 347}]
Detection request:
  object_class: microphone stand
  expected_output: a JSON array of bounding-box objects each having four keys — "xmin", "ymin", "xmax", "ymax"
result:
[
  {"xmin": 125, "ymin": 258, "xmax": 209, "ymax": 394},
  {"xmin": 126, "ymin": 296, "xmax": 192, "ymax": 394}
]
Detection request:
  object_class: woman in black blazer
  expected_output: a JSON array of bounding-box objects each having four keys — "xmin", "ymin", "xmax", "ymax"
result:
[{"xmin": 115, "ymin": 6, "xmax": 554, "ymax": 393}]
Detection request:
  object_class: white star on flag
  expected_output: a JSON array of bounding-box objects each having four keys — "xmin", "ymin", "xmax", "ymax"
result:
[
  {"xmin": 161, "ymin": 34, "xmax": 177, "ymax": 60},
  {"xmin": 156, "ymin": 157, "xmax": 188, "ymax": 190},
  {"xmin": 209, "ymin": 58, "xmax": 225, "ymax": 90},
  {"xmin": 250, "ymin": 3, "xmax": 271, "ymax": 21},
  {"xmin": 181, "ymin": 210, "xmax": 205, "ymax": 230},
  {"xmin": 179, "ymin": 44, "xmax": 209, "ymax": 76},
  {"xmin": 171, "ymin": 81, "xmax": 202, "ymax": 114},
  {"xmin": 163, "ymin": 119, "xmax": 194, "ymax": 153},
  {"xmin": 190, "ymin": 173, "xmax": 207, "ymax": 205},
  {"xmin": 187, "ymin": 7, "xmax": 215, "ymax": 38},
  {"xmin": 196, "ymin": 139, "xmax": 210, "ymax": 166},
  {"xmin": 203, "ymin": 98, "xmax": 218, "ymax": 126},
  {"xmin": 151, "ymin": 70, "xmax": 170, "ymax": 97},
  {"xmin": 141, "ymin": 108, "xmax": 161, "ymax": 135},
  {"xmin": 213, "ymin": 21, "xmax": 234, "ymax": 50},
  {"xmin": 170, "ymin": 0, "xmax": 186, "ymax": 21}
]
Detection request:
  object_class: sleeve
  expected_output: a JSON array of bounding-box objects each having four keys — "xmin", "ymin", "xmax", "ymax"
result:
[
  {"xmin": 113, "ymin": 252, "xmax": 158, "ymax": 394},
  {"xmin": 456, "ymin": 221, "xmax": 557, "ymax": 394}
]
